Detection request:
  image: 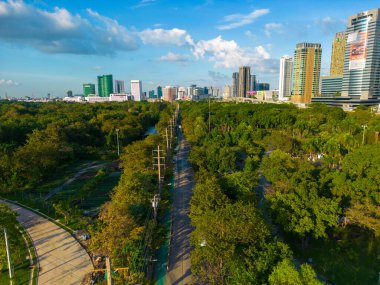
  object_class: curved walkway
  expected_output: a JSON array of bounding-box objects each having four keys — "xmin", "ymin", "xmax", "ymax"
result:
[{"xmin": 0, "ymin": 201, "xmax": 93, "ymax": 285}]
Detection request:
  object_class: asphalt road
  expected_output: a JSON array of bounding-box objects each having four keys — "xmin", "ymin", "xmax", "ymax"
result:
[
  {"xmin": 0, "ymin": 201, "xmax": 93, "ymax": 285},
  {"xmin": 165, "ymin": 130, "xmax": 194, "ymax": 285}
]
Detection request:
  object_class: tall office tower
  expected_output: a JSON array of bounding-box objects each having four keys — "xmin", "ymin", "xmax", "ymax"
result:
[
  {"xmin": 291, "ymin": 43, "xmax": 322, "ymax": 103},
  {"xmin": 250, "ymin": 75, "xmax": 257, "ymax": 91},
  {"xmin": 223, "ymin": 85, "xmax": 232, "ymax": 99},
  {"xmin": 232, "ymin": 72, "xmax": 239, "ymax": 97},
  {"xmin": 278, "ymin": 56, "xmax": 293, "ymax": 100},
  {"xmin": 238, "ymin": 66, "xmax": 251, "ymax": 97},
  {"xmin": 330, "ymin": 32, "xmax": 347, "ymax": 76},
  {"xmin": 162, "ymin": 86, "xmax": 177, "ymax": 102},
  {"xmin": 98, "ymin": 75, "xmax": 113, "ymax": 97},
  {"xmin": 257, "ymin": 83, "xmax": 270, "ymax": 91},
  {"xmin": 83, "ymin": 83, "xmax": 95, "ymax": 96},
  {"xmin": 67, "ymin": 90, "xmax": 73, "ymax": 97},
  {"xmin": 178, "ymin": 87, "xmax": 187, "ymax": 100},
  {"xmin": 157, "ymin": 86, "xmax": 163, "ymax": 98},
  {"xmin": 131, "ymin": 80, "xmax": 143, "ymax": 101},
  {"xmin": 341, "ymin": 9, "xmax": 380, "ymax": 100},
  {"xmin": 114, "ymin": 80, "xmax": 125, "ymax": 93}
]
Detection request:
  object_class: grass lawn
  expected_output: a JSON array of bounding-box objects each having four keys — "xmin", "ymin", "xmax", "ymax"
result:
[{"xmin": 286, "ymin": 225, "xmax": 379, "ymax": 285}]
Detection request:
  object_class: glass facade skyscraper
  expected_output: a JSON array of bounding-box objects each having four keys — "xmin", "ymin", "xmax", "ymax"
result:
[
  {"xmin": 330, "ymin": 32, "xmax": 347, "ymax": 76},
  {"xmin": 97, "ymin": 75, "xmax": 113, "ymax": 97},
  {"xmin": 238, "ymin": 66, "xmax": 251, "ymax": 98},
  {"xmin": 342, "ymin": 9, "xmax": 380, "ymax": 100}
]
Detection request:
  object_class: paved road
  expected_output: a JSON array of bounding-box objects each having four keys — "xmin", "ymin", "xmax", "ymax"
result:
[
  {"xmin": 0, "ymin": 201, "xmax": 93, "ymax": 285},
  {"xmin": 165, "ymin": 130, "xmax": 194, "ymax": 285}
]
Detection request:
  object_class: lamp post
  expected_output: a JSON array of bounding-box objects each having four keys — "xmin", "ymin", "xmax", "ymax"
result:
[
  {"xmin": 1, "ymin": 228, "xmax": 13, "ymax": 281},
  {"xmin": 116, "ymin": 128, "xmax": 120, "ymax": 157}
]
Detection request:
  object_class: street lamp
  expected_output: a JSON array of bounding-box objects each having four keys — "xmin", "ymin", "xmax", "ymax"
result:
[
  {"xmin": 116, "ymin": 128, "xmax": 120, "ymax": 157},
  {"xmin": 151, "ymin": 194, "xmax": 161, "ymax": 219},
  {"xmin": 1, "ymin": 228, "xmax": 13, "ymax": 281}
]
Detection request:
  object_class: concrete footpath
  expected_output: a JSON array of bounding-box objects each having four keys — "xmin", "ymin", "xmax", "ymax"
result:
[{"xmin": 0, "ymin": 201, "xmax": 93, "ymax": 285}]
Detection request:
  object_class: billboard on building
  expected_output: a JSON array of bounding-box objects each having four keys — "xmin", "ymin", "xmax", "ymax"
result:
[{"xmin": 348, "ymin": 31, "xmax": 368, "ymax": 70}]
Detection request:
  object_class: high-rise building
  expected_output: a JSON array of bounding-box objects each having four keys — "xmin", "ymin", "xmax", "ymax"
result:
[
  {"xmin": 291, "ymin": 43, "xmax": 322, "ymax": 103},
  {"xmin": 341, "ymin": 9, "xmax": 380, "ymax": 100},
  {"xmin": 148, "ymin": 90, "xmax": 155, "ymax": 98},
  {"xmin": 321, "ymin": 76, "xmax": 343, "ymax": 97},
  {"xmin": 114, "ymin": 80, "xmax": 125, "ymax": 93},
  {"xmin": 232, "ymin": 72, "xmax": 239, "ymax": 97},
  {"xmin": 83, "ymin": 83, "xmax": 95, "ymax": 96},
  {"xmin": 250, "ymin": 75, "xmax": 257, "ymax": 91},
  {"xmin": 178, "ymin": 87, "xmax": 187, "ymax": 100},
  {"xmin": 131, "ymin": 80, "xmax": 143, "ymax": 101},
  {"xmin": 67, "ymin": 90, "xmax": 73, "ymax": 97},
  {"xmin": 257, "ymin": 83, "xmax": 270, "ymax": 91},
  {"xmin": 162, "ymin": 86, "xmax": 177, "ymax": 102},
  {"xmin": 157, "ymin": 86, "xmax": 163, "ymax": 98},
  {"xmin": 238, "ymin": 66, "xmax": 251, "ymax": 97},
  {"xmin": 98, "ymin": 75, "xmax": 113, "ymax": 97},
  {"xmin": 223, "ymin": 85, "xmax": 232, "ymax": 99},
  {"xmin": 278, "ymin": 56, "xmax": 293, "ymax": 100},
  {"xmin": 330, "ymin": 32, "xmax": 347, "ymax": 76}
]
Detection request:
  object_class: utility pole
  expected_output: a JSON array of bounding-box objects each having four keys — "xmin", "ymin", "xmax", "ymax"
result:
[
  {"xmin": 164, "ymin": 128, "xmax": 170, "ymax": 151},
  {"xmin": 2, "ymin": 228, "xmax": 13, "ymax": 281},
  {"xmin": 153, "ymin": 145, "xmax": 165, "ymax": 192},
  {"xmin": 106, "ymin": 256, "xmax": 113, "ymax": 285},
  {"xmin": 362, "ymin": 125, "xmax": 367, "ymax": 145},
  {"xmin": 116, "ymin": 128, "xmax": 120, "ymax": 157},
  {"xmin": 208, "ymin": 94, "xmax": 211, "ymax": 132}
]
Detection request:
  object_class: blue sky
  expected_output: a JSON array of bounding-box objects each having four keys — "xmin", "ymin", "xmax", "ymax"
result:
[{"xmin": 0, "ymin": 0, "xmax": 378, "ymax": 97}]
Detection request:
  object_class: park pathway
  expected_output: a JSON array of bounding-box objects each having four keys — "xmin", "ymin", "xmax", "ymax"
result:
[
  {"xmin": 165, "ymin": 129, "xmax": 194, "ymax": 285},
  {"xmin": 0, "ymin": 201, "xmax": 93, "ymax": 285}
]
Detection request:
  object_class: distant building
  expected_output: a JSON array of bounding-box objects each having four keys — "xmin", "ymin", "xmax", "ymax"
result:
[
  {"xmin": 291, "ymin": 43, "xmax": 322, "ymax": 103},
  {"xmin": 238, "ymin": 66, "xmax": 251, "ymax": 97},
  {"xmin": 110, "ymin": 93, "xmax": 130, "ymax": 102},
  {"xmin": 98, "ymin": 75, "xmax": 113, "ymax": 97},
  {"xmin": 66, "ymin": 90, "xmax": 73, "ymax": 97},
  {"xmin": 256, "ymin": 90, "xmax": 279, "ymax": 101},
  {"xmin": 83, "ymin": 83, "xmax": 95, "ymax": 96},
  {"xmin": 223, "ymin": 85, "xmax": 232, "ymax": 99},
  {"xmin": 178, "ymin": 87, "xmax": 187, "ymax": 100},
  {"xmin": 114, "ymin": 80, "xmax": 125, "ymax": 94},
  {"xmin": 321, "ymin": 76, "xmax": 343, "ymax": 97},
  {"xmin": 148, "ymin": 90, "xmax": 155, "ymax": 99},
  {"xmin": 130, "ymin": 80, "xmax": 143, "ymax": 101},
  {"xmin": 330, "ymin": 32, "xmax": 347, "ymax": 76},
  {"xmin": 250, "ymin": 75, "xmax": 257, "ymax": 91},
  {"xmin": 162, "ymin": 86, "xmax": 177, "ymax": 102},
  {"xmin": 257, "ymin": 83, "xmax": 270, "ymax": 91},
  {"xmin": 278, "ymin": 56, "xmax": 293, "ymax": 100},
  {"xmin": 232, "ymin": 72, "xmax": 239, "ymax": 97},
  {"xmin": 157, "ymin": 86, "xmax": 163, "ymax": 98}
]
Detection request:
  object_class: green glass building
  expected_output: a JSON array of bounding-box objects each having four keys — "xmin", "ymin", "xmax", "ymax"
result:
[
  {"xmin": 97, "ymin": 75, "xmax": 113, "ymax": 97},
  {"xmin": 83, "ymin": 83, "xmax": 95, "ymax": 96}
]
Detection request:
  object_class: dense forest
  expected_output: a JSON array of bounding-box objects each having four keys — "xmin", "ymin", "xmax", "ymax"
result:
[
  {"xmin": 181, "ymin": 102, "xmax": 380, "ymax": 285},
  {"xmin": 0, "ymin": 101, "xmax": 166, "ymax": 193}
]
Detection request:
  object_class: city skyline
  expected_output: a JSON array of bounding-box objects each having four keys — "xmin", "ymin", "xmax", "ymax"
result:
[{"xmin": 0, "ymin": 0, "xmax": 379, "ymax": 97}]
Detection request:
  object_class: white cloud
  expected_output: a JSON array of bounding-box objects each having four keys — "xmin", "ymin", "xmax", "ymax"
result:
[
  {"xmin": 139, "ymin": 28, "xmax": 194, "ymax": 46},
  {"xmin": 193, "ymin": 35, "xmax": 276, "ymax": 71},
  {"xmin": 0, "ymin": 79, "xmax": 20, "ymax": 86},
  {"xmin": 132, "ymin": 0, "xmax": 156, "ymax": 9},
  {"xmin": 0, "ymin": 1, "xmax": 138, "ymax": 55},
  {"xmin": 264, "ymin": 22, "xmax": 284, "ymax": 37},
  {"xmin": 217, "ymin": 9, "xmax": 269, "ymax": 30},
  {"xmin": 159, "ymin": 52, "xmax": 189, "ymax": 62}
]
